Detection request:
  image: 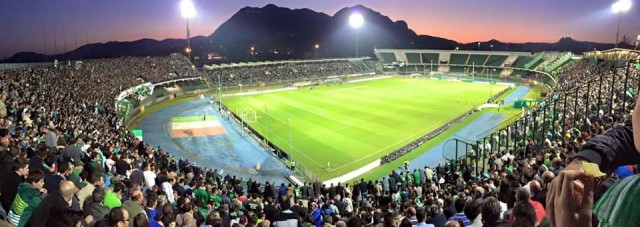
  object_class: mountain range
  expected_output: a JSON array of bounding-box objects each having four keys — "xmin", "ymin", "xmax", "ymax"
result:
[{"xmin": 3, "ymin": 4, "xmax": 615, "ymax": 64}]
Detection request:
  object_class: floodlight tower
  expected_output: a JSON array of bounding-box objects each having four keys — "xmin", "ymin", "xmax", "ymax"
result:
[
  {"xmin": 612, "ymin": 0, "xmax": 632, "ymax": 48},
  {"xmin": 180, "ymin": 0, "xmax": 196, "ymax": 62},
  {"xmin": 349, "ymin": 13, "xmax": 364, "ymax": 57}
]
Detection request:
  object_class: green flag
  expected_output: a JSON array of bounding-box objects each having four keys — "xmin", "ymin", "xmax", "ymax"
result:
[{"xmin": 132, "ymin": 129, "xmax": 143, "ymax": 140}]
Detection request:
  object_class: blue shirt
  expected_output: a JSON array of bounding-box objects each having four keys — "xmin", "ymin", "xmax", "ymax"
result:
[{"xmin": 448, "ymin": 213, "xmax": 471, "ymax": 226}]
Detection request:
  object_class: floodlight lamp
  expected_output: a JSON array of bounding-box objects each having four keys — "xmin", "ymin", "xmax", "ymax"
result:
[
  {"xmin": 315, "ymin": 44, "xmax": 319, "ymax": 49},
  {"xmin": 181, "ymin": 0, "xmax": 196, "ymax": 18},
  {"xmin": 612, "ymin": 0, "xmax": 632, "ymax": 13},
  {"xmin": 349, "ymin": 13, "xmax": 364, "ymax": 28}
]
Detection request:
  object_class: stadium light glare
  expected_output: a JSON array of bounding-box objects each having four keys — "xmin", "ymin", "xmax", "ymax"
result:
[
  {"xmin": 349, "ymin": 13, "xmax": 364, "ymax": 28},
  {"xmin": 180, "ymin": 0, "xmax": 196, "ymax": 62},
  {"xmin": 180, "ymin": 0, "xmax": 196, "ymax": 18},
  {"xmin": 349, "ymin": 13, "xmax": 364, "ymax": 57},
  {"xmin": 612, "ymin": 0, "xmax": 632, "ymax": 48},
  {"xmin": 612, "ymin": 0, "xmax": 632, "ymax": 13}
]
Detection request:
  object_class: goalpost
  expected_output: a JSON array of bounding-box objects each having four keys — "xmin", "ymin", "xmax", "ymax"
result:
[{"xmin": 238, "ymin": 108, "xmax": 257, "ymax": 123}]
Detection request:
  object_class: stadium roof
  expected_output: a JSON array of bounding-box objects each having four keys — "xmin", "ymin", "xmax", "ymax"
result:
[{"xmin": 583, "ymin": 48, "xmax": 640, "ymax": 61}]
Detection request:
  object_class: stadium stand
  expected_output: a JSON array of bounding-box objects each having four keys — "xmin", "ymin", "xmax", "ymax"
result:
[
  {"xmin": 206, "ymin": 60, "xmax": 369, "ymax": 86},
  {"xmin": 449, "ymin": 53, "xmax": 469, "ymax": 65},
  {"xmin": 467, "ymin": 54, "xmax": 489, "ymax": 67},
  {"xmin": 378, "ymin": 52, "xmax": 398, "ymax": 64},
  {"xmin": 405, "ymin": 53, "xmax": 422, "ymax": 64},
  {"xmin": 448, "ymin": 54, "xmax": 469, "ymax": 74},
  {"xmin": 543, "ymin": 52, "xmax": 572, "ymax": 73},
  {"xmin": 524, "ymin": 52, "xmax": 545, "ymax": 69},
  {"xmin": 511, "ymin": 56, "xmax": 534, "ymax": 69},
  {"xmin": 420, "ymin": 53, "xmax": 440, "ymax": 65},
  {"xmin": 0, "ymin": 51, "xmax": 638, "ymax": 227},
  {"xmin": 484, "ymin": 55, "xmax": 508, "ymax": 67}
]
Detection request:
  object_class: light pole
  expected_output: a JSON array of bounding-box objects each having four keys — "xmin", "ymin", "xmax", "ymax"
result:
[
  {"xmin": 180, "ymin": 0, "xmax": 196, "ymax": 62},
  {"xmin": 217, "ymin": 74, "xmax": 222, "ymax": 111},
  {"xmin": 430, "ymin": 60, "xmax": 433, "ymax": 74},
  {"xmin": 287, "ymin": 117, "xmax": 292, "ymax": 153},
  {"xmin": 264, "ymin": 105, "xmax": 269, "ymax": 142},
  {"xmin": 612, "ymin": 0, "xmax": 632, "ymax": 48},
  {"xmin": 314, "ymin": 44, "xmax": 319, "ymax": 59},
  {"xmin": 472, "ymin": 62, "xmax": 475, "ymax": 80},
  {"xmin": 349, "ymin": 13, "xmax": 364, "ymax": 57},
  {"xmin": 487, "ymin": 68, "xmax": 492, "ymax": 99},
  {"xmin": 239, "ymin": 83, "xmax": 244, "ymax": 136},
  {"xmin": 239, "ymin": 83, "xmax": 243, "ymax": 104},
  {"xmin": 477, "ymin": 42, "xmax": 481, "ymax": 50}
]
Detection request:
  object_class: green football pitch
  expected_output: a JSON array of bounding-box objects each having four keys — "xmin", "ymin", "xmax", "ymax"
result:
[{"xmin": 222, "ymin": 77, "xmax": 507, "ymax": 180}]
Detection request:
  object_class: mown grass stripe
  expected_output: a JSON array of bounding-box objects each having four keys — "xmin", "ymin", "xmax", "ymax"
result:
[{"xmin": 223, "ymin": 77, "xmax": 507, "ymax": 180}]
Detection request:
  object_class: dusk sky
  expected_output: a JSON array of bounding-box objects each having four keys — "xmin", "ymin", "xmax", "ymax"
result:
[{"xmin": 1, "ymin": 0, "xmax": 639, "ymax": 58}]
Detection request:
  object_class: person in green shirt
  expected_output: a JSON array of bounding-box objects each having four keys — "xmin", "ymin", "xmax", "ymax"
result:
[
  {"xmin": 246, "ymin": 194, "xmax": 262, "ymax": 213},
  {"xmin": 194, "ymin": 184, "xmax": 210, "ymax": 205},
  {"xmin": 87, "ymin": 152, "xmax": 102, "ymax": 174},
  {"xmin": 209, "ymin": 190, "xmax": 222, "ymax": 209},
  {"xmin": 103, "ymin": 182, "xmax": 124, "ymax": 209},
  {"xmin": 412, "ymin": 169, "xmax": 421, "ymax": 186},
  {"xmin": 8, "ymin": 170, "xmax": 46, "ymax": 227},
  {"xmin": 293, "ymin": 185, "xmax": 301, "ymax": 200}
]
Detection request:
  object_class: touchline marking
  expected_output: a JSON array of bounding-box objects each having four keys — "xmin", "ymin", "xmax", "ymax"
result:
[
  {"xmin": 328, "ymin": 107, "xmax": 473, "ymax": 172},
  {"xmin": 327, "ymin": 85, "xmax": 368, "ymax": 93}
]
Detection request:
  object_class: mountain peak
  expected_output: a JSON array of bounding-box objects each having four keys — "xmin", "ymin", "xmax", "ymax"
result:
[
  {"xmin": 333, "ymin": 5, "xmax": 376, "ymax": 17},
  {"xmin": 4, "ymin": 4, "xmax": 615, "ymax": 63},
  {"xmin": 264, "ymin": 3, "xmax": 278, "ymax": 9}
]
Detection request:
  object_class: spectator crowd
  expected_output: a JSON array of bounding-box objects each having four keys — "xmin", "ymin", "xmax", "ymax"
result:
[
  {"xmin": 0, "ymin": 54, "xmax": 639, "ymax": 227},
  {"xmin": 207, "ymin": 60, "xmax": 373, "ymax": 87}
]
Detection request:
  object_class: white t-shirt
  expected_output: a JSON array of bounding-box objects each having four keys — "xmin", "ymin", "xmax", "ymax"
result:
[{"xmin": 143, "ymin": 170, "xmax": 157, "ymax": 188}]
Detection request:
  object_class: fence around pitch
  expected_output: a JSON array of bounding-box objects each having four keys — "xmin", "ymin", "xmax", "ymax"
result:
[{"xmin": 455, "ymin": 61, "xmax": 640, "ymax": 177}]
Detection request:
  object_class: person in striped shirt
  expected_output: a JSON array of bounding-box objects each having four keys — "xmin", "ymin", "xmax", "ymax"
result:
[
  {"xmin": 448, "ymin": 198, "xmax": 471, "ymax": 226},
  {"xmin": 7, "ymin": 169, "xmax": 46, "ymax": 227}
]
